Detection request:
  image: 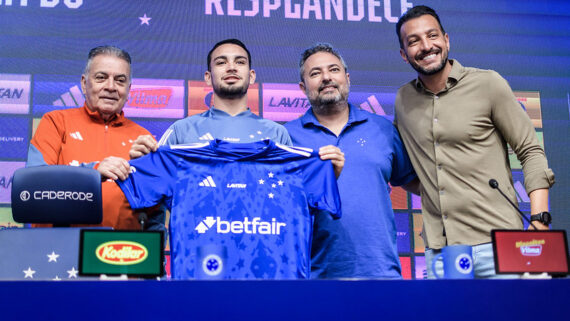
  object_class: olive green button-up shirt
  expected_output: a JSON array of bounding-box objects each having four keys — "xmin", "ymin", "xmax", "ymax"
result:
[{"xmin": 395, "ymin": 60, "xmax": 554, "ymax": 249}]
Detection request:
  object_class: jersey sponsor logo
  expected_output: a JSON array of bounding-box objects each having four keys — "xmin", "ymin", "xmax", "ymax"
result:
[
  {"xmin": 199, "ymin": 176, "xmax": 216, "ymax": 187},
  {"xmin": 95, "ymin": 241, "xmax": 148, "ymax": 265},
  {"xmin": 226, "ymin": 183, "xmax": 247, "ymax": 189},
  {"xmin": 222, "ymin": 137, "xmax": 240, "ymax": 142},
  {"xmin": 69, "ymin": 131, "xmax": 83, "ymax": 141},
  {"xmin": 194, "ymin": 216, "xmax": 286, "ymax": 235},
  {"xmin": 127, "ymin": 88, "xmax": 172, "ymax": 108}
]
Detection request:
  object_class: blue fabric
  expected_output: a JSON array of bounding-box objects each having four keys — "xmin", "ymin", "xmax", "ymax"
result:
[
  {"xmin": 146, "ymin": 107, "xmax": 292, "ymax": 232},
  {"xmin": 285, "ymin": 104, "xmax": 416, "ymax": 279},
  {"xmin": 117, "ymin": 139, "xmax": 341, "ymax": 279}
]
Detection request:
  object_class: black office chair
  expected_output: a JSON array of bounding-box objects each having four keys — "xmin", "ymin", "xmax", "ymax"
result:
[{"xmin": 11, "ymin": 165, "xmax": 103, "ymax": 226}]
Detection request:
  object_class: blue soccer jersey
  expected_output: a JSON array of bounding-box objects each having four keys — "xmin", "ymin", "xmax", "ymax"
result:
[{"xmin": 116, "ymin": 139, "xmax": 341, "ymax": 279}]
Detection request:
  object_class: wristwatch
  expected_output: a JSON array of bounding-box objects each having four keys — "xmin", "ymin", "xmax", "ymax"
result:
[{"xmin": 530, "ymin": 211, "xmax": 552, "ymax": 225}]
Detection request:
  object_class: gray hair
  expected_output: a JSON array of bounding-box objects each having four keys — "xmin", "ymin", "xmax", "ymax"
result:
[
  {"xmin": 299, "ymin": 43, "xmax": 348, "ymax": 82},
  {"xmin": 83, "ymin": 45, "xmax": 132, "ymax": 79}
]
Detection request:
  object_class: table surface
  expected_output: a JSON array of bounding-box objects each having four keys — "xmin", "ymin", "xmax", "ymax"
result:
[{"xmin": 0, "ymin": 278, "xmax": 568, "ymax": 321}]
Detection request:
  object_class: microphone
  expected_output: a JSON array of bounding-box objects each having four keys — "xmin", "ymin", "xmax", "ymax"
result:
[
  {"xmin": 488, "ymin": 179, "xmax": 537, "ymax": 230},
  {"xmin": 138, "ymin": 212, "xmax": 148, "ymax": 231}
]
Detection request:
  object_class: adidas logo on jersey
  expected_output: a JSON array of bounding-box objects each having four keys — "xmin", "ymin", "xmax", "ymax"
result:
[
  {"xmin": 198, "ymin": 133, "xmax": 214, "ymax": 141},
  {"xmin": 195, "ymin": 216, "xmax": 286, "ymax": 235},
  {"xmin": 199, "ymin": 176, "xmax": 216, "ymax": 187},
  {"xmin": 70, "ymin": 131, "xmax": 83, "ymax": 141}
]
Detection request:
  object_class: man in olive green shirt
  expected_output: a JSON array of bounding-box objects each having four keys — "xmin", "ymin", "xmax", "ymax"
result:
[{"xmin": 394, "ymin": 5, "xmax": 555, "ymax": 278}]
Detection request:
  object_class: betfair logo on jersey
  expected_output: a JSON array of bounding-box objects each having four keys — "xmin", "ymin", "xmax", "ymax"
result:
[{"xmin": 195, "ymin": 216, "xmax": 286, "ymax": 235}]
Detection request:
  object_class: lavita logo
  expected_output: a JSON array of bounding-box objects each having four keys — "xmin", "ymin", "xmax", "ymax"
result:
[{"xmin": 195, "ymin": 216, "xmax": 286, "ymax": 235}]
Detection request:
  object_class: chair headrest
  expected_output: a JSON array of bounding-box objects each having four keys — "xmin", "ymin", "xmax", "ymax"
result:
[{"xmin": 11, "ymin": 166, "xmax": 103, "ymax": 225}]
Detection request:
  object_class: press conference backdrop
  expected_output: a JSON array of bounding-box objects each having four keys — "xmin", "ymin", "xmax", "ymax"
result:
[{"xmin": 1, "ymin": 1, "xmax": 569, "ymax": 279}]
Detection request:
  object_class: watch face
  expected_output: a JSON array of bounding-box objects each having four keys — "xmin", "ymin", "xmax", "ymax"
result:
[{"xmin": 542, "ymin": 212, "xmax": 552, "ymax": 224}]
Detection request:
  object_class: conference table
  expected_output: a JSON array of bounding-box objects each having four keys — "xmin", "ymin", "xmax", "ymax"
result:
[{"xmin": 1, "ymin": 278, "xmax": 568, "ymax": 320}]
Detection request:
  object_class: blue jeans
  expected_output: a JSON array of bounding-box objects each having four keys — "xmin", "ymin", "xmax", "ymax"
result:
[{"xmin": 425, "ymin": 243, "xmax": 520, "ymax": 279}]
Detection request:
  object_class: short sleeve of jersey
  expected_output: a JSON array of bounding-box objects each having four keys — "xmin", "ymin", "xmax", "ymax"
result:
[
  {"xmin": 390, "ymin": 126, "xmax": 417, "ymax": 187},
  {"xmin": 116, "ymin": 146, "xmax": 180, "ymax": 210},
  {"xmin": 298, "ymin": 153, "xmax": 341, "ymax": 218}
]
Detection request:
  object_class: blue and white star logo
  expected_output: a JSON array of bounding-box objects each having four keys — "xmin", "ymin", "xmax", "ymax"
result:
[
  {"xmin": 455, "ymin": 254, "xmax": 473, "ymax": 274},
  {"xmin": 202, "ymin": 254, "xmax": 223, "ymax": 276}
]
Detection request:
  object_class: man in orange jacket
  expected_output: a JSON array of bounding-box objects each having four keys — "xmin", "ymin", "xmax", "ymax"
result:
[{"xmin": 27, "ymin": 45, "xmax": 151, "ymax": 229}]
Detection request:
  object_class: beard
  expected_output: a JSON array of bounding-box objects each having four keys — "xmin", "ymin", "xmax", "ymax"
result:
[
  {"xmin": 307, "ymin": 81, "xmax": 349, "ymax": 114},
  {"xmin": 408, "ymin": 49, "xmax": 448, "ymax": 76},
  {"xmin": 213, "ymin": 81, "xmax": 249, "ymax": 99}
]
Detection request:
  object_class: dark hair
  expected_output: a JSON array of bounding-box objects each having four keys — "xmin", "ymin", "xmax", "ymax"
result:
[
  {"xmin": 299, "ymin": 43, "xmax": 348, "ymax": 82},
  {"xmin": 83, "ymin": 45, "xmax": 132, "ymax": 77},
  {"xmin": 396, "ymin": 5, "xmax": 446, "ymax": 49},
  {"xmin": 207, "ymin": 38, "xmax": 251, "ymax": 71}
]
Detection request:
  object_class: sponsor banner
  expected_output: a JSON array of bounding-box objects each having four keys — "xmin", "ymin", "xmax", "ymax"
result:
[
  {"xmin": 509, "ymin": 130, "xmax": 543, "ymax": 170},
  {"xmin": 390, "ymin": 185, "xmax": 408, "ymax": 209},
  {"xmin": 0, "ymin": 207, "xmax": 23, "ymax": 229},
  {"xmin": 511, "ymin": 170, "xmax": 531, "ymax": 213},
  {"xmin": 514, "ymin": 91, "xmax": 542, "ymax": 128},
  {"xmin": 0, "ymin": 162, "xmax": 26, "ymax": 204},
  {"xmin": 0, "ymin": 117, "xmax": 29, "ymax": 159},
  {"xmin": 399, "ymin": 256, "xmax": 411, "ymax": 280},
  {"xmin": 413, "ymin": 213, "xmax": 425, "ymax": 253},
  {"xmin": 262, "ymin": 83, "xmax": 309, "ymax": 122},
  {"xmin": 349, "ymin": 85, "xmax": 398, "ymax": 120},
  {"xmin": 33, "ymin": 76, "xmax": 185, "ymax": 119},
  {"xmin": 411, "ymin": 193, "xmax": 421, "ymax": 210},
  {"xmin": 262, "ymin": 83, "xmax": 398, "ymax": 122},
  {"xmin": 0, "ymin": 74, "xmax": 31, "ymax": 114},
  {"xmin": 33, "ymin": 75, "xmax": 84, "ymax": 116},
  {"xmin": 188, "ymin": 81, "xmax": 259, "ymax": 116},
  {"xmin": 395, "ymin": 212, "xmax": 410, "ymax": 253},
  {"xmin": 414, "ymin": 256, "xmax": 426, "ymax": 280},
  {"xmin": 123, "ymin": 79, "xmax": 185, "ymax": 119}
]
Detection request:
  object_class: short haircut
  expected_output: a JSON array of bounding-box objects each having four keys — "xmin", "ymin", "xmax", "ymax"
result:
[
  {"xmin": 396, "ymin": 5, "xmax": 446, "ymax": 49},
  {"xmin": 299, "ymin": 43, "xmax": 348, "ymax": 82},
  {"xmin": 83, "ymin": 45, "xmax": 132, "ymax": 78},
  {"xmin": 207, "ymin": 38, "xmax": 252, "ymax": 71}
]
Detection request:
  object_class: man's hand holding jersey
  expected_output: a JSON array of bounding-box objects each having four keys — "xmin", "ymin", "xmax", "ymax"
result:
[
  {"xmin": 130, "ymin": 134, "xmax": 159, "ymax": 159},
  {"xmin": 318, "ymin": 145, "xmax": 344, "ymax": 179}
]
